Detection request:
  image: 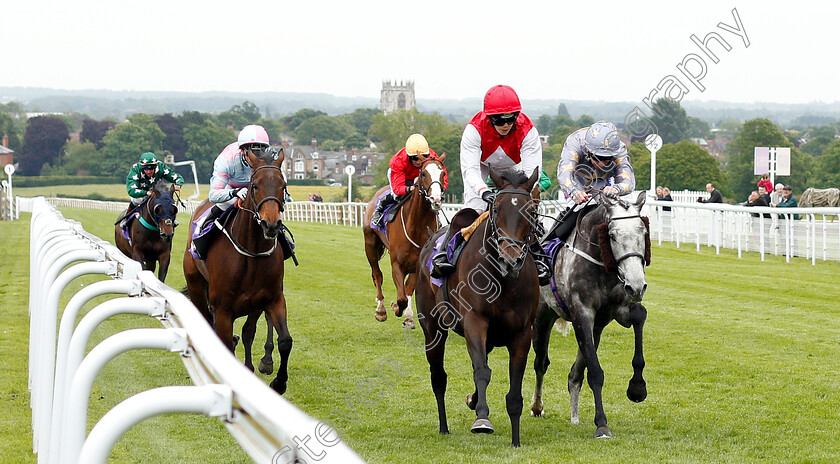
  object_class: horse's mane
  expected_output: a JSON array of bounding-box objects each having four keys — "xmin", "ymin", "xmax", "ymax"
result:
[
  {"xmin": 497, "ymin": 169, "xmax": 529, "ymax": 189},
  {"xmin": 153, "ymin": 179, "xmax": 172, "ymax": 194}
]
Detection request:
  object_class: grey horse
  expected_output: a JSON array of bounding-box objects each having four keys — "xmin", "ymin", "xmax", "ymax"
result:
[{"xmin": 530, "ymin": 191, "xmax": 649, "ymax": 438}]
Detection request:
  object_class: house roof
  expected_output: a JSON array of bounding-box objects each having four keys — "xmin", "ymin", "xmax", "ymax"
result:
[{"xmin": 0, "ymin": 145, "xmax": 13, "ymax": 155}]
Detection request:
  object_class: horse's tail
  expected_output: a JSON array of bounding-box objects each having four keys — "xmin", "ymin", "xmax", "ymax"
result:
[{"xmin": 554, "ymin": 319, "xmax": 571, "ymax": 336}]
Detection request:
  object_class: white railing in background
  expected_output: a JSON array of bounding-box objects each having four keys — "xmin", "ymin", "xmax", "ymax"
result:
[
  {"xmin": 16, "ymin": 194, "xmax": 840, "ymax": 265},
  {"xmin": 27, "ymin": 197, "xmax": 363, "ymax": 464}
]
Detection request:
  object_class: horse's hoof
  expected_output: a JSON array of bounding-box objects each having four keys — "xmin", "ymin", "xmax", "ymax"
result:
[
  {"xmin": 627, "ymin": 379, "xmax": 647, "ymax": 403},
  {"xmin": 594, "ymin": 426, "xmax": 612, "ymax": 439},
  {"xmin": 530, "ymin": 404, "xmax": 544, "ymax": 417},
  {"xmin": 258, "ymin": 361, "xmax": 274, "ymax": 375},
  {"xmin": 375, "ymin": 310, "xmax": 387, "ymax": 322},
  {"xmin": 269, "ymin": 378, "xmax": 287, "ymax": 395},
  {"xmin": 391, "ymin": 301, "xmax": 404, "ymax": 317},
  {"xmin": 402, "ymin": 317, "xmax": 415, "ymax": 329},
  {"xmin": 471, "ymin": 418, "xmax": 494, "ymax": 434}
]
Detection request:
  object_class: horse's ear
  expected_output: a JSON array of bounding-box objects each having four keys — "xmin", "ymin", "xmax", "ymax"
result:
[
  {"xmin": 634, "ymin": 190, "xmax": 646, "ymax": 208},
  {"xmin": 246, "ymin": 149, "xmax": 263, "ymax": 167},
  {"xmin": 523, "ymin": 167, "xmax": 540, "ymax": 194},
  {"xmin": 274, "ymin": 147, "xmax": 285, "ymax": 166},
  {"xmin": 439, "ymin": 152, "xmax": 446, "ymax": 162},
  {"xmin": 488, "ymin": 166, "xmax": 505, "ymax": 190},
  {"xmin": 602, "ymin": 192, "xmax": 617, "ymax": 206}
]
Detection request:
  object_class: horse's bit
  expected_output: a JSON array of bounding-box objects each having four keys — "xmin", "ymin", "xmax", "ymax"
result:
[{"xmin": 486, "ymin": 188, "xmax": 537, "ymax": 271}]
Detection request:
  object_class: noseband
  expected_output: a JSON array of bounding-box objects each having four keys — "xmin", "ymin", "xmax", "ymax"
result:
[{"xmin": 605, "ymin": 215, "xmax": 647, "ymax": 265}]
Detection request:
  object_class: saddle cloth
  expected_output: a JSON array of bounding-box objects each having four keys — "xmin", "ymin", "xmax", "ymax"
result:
[{"xmin": 425, "ymin": 212, "xmax": 491, "ymax": 288}]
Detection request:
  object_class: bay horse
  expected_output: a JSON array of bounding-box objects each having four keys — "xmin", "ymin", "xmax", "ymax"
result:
[
  {"xmin": 115, "ymin": 180, "xmax": 178, "ymax": 282},
  {"xmin": 415, "ymin": 167, "xmax": 541, "ymax": 447},
  {"xmin": 530, "ymin": 191, "xmax": 649, "ymax": 438},
  {"xmin": 363, "ymin": 155, "xmax": 446, "ymax": 328},
  {"xmin": 182, "ymin": 149, "xmax": 292, "ymax": 394}
]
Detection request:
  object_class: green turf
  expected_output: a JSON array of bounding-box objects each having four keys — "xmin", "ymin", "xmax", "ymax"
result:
[{"xmin": 2, "ymin": 207, "xmax": 839, "ymax": 463}]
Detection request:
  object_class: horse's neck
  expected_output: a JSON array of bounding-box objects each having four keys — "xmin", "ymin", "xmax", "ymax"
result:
[
  {"xmin": 230, "ymin": 209, "xmax": 276, "ymax": 253},
  {"xmin": 403, "ymin": 190, "xmax": 435, "ymax": 228}
]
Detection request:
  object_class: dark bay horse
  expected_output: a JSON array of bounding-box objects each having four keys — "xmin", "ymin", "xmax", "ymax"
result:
[
  {"xmin": 415, "ymin": 167, "xmax": 541, "ymax": 447},
  {"xmin": 183, "ymin": 149, "xmax": 293, "ymax": 394},
  {"xmin": 115, "ymin": 180, "xmax": 178, "ymax": 282},
  {"xmin": 363, "ymin": 156, "xmax": 447, "ymax": 328},
  {"xmin": 530, "ymin": 191, "xmax": 649, "ymax": 438}
]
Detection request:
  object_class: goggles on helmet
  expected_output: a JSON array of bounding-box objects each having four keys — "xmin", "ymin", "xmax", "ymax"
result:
[{"xmin": 488, "ymin": 112, "xmax": 519, "ymax": 126}]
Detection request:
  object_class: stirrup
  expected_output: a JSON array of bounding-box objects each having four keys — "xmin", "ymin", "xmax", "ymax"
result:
[
  {"xmin": 535, "ymin": 259, "xmax": 551, "ymax": 286},
  {"xmin": 431, "ymin": 251, "xmax": 454, "ymax": 278}
]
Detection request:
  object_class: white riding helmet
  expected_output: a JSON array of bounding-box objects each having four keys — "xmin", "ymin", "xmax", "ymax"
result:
[
  {"xmin": 584, "ymin": 121, "xmax": 624, "ymax": 159},
  {"xmin": 238, "ymin": 124, "xmax": 270, "ymax": 149}
]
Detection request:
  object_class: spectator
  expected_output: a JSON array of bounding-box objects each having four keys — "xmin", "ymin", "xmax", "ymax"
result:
[
  {"xmin": 308, "ymin": 193, "xmax": 314, "ymax": 201},
  {"xmin": 314, "ymin": 192, "xmax": 324, "ymax": 202},
  {"xmin": 774, "ymin": 185, "xmax": 799, "ymax": 219},
  {"xmin": 770, "ymin": 183, "xmax": 785, "ymax": 206},
  {"xmin": 698, "ymin": 183, "xmax": 723, "ymax": 203},
  {"xmin": 655, "ymin": 186, "xmax": 664, "ymax": 200},
  {"xmin": 757, "ymin": 173, "xmax": 774, "ymax": 196},
  {"xmin": 757, "ymin": 185, "xmax": 771, "ymax": 204},
  {"xmin": 746, "ymin": 190, "xmax": 769, "ymax": 217},
  {"xmin": 661, "ymin": 187, "xmax": 673, "ymax": 211}
]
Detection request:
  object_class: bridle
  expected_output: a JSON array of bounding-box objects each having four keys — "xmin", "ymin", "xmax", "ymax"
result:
[
  {"xmin": 221, "ymin": 164, "xmax": 288, "ymax": 258},
  {"xmin": 400, "ymin": 158, "xmax": 446, "ymax": 249},
  {"xmin": 572, "ymin": 195, "xmax": 647, "ymax": 276},
  {"xmin": 485, "ymin": 188, "xmax": 536, "ymax": 272},
  {"xmin": 141, "ymin": 190, "xmax": 177, "ymax": 238}
]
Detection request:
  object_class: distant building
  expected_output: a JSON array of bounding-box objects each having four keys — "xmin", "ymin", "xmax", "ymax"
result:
[
  {"xmin": 380, "ymin": 80, "xmax": 415, "ymax": 114},
  {"xmin": 279, "ymin": 139, "xmax": 383, "ymax": 184},
  {"xmin": 0, "ymin": 135, "xmax": 14, "ymax": 168}
]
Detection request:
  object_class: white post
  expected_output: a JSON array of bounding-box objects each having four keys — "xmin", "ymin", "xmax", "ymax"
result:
[
  {"xmin": 4, "ymin": 164, "xmax": 14, "ymax": 218},
  {"xmin": 345, "ymin": 164, "xmax": 356, "ymax": 203},
  {"xmin": 769, "ymin": 147, "xmax": 777, "ymax": 187},
  {"xmin": 644, "ymin": 134, "xmax": 662, "ymax": 197}
]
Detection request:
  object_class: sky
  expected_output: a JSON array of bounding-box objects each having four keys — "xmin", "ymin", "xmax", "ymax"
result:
[{"xmin": 4, "ymin": 0, "xmax": 838, "ymax": 105}]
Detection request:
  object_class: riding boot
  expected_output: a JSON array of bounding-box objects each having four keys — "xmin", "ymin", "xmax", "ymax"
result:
[
  {"xmin": 430, "ymin": 244, "xmax": 455, "ymax": 278},
  {"xmin": 191, "ymin": 205, "xmax": 223, "ymax": 260},
  {"xmin": 372, "ymin": 192, "xmax": 395, "ymax": 227},
  {"xmin": 530, "ymin": 241, "xmax": 552, "ymax": 286}
]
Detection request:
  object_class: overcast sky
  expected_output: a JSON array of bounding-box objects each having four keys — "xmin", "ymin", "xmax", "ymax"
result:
[{"xmin": 4, "ymin": 1, "xmax": 836, "ymax": 105}]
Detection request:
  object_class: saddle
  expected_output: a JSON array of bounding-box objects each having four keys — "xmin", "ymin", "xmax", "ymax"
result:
[{"xmin": 426, "ymin": 212, "xmax": 490, "ymax": 288}]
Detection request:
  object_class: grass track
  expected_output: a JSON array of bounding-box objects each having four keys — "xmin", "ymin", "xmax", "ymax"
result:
[{"xmin": 2, "ymin": 207, "xmax": 839, "ymax": 463}]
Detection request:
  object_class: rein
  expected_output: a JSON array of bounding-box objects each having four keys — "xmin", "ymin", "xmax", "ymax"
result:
[
  {"xmin": 485, "ymin": 188, "xmax": 534, "ymax": 266},
  {"xmin": 398, "ymin": 159, "xmax": 446, "ymax": 249},
  {"xmin": 220, "ymin": 164, "xmax": 286, "ymax": 258}
]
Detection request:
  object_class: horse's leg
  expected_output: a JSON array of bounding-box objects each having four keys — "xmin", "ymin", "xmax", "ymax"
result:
[
  {"xmin": 531, "ymin": 301, "xmax": 558, "ymax": 417},
  {"xmin": 241, "ymin": 312, "xmax": 259, "ymax": 372},
  {"xmin": 399, "ymin": 270, "xmax": 418, "ymax": 328},
  {"xmin": 157, "ymin": 250, "xmax": 171, "ymax": 283},
  {"xmin": 571, "ymin": 313, "xmax": 611, "ymax": 438},
  {"xmin": 389, "ymin": 258, "xmax": 408, "ymax": 318},
  {"xmin": 464, "ymin": 319, "xmax": 493, "ymax": 434},
  {"xmin": 506, "ymin": 328, "xmax": 532, "ymax": 447},
  {"xmin": 568, "ymin": 347, "xmax": 585, "ymax": 425},
  {"xmin": 183, "ymin": 252, "xmax": 212, "ymax": 324},
  {"xmin": 258, "ymin": 312, "xmax": 275, "ymax": 375},
  {"xmin": 215, "ymin": 310, "xmax": 235, "ymax": 353},
  {"xmin": 266, "ymin": 294, "xmax": 292, "ymax": 395},
  {"xmin": 420, "ymin": 313, "xmax": 450, "ymax": 435},
  {"xmin": 364, "ymin": 229, "xmax": 388, "ymax": 321},
  {"xmin": 615, "ymin": 302, "xmax": 647, "ymax": 402}
]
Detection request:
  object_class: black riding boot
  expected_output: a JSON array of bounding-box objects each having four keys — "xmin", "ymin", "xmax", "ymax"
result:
[
  {"xmin": 431, "ymin": 209, "xmax": 478, "ymax": 278},
  {"xmin": 191, "ymin": 205, "xmax": 223, "ymax": 260},
  {"xmin": 531, "ymin": 241, "xmax": 552, "ymax": 286},
  {"xmin": 371, "ymin": 193, "xmax": 396, "ymax": 227}
]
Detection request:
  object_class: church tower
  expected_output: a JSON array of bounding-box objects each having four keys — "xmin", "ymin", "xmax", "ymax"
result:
[{"xmin": 380, "ymin": 80, "xmax": 415, "ymax": 114}]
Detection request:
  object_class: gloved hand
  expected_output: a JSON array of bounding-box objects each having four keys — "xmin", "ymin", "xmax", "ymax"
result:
[
  {"xmin": 481, "ymin": 190, "xmax": 496, "ymax": 205},
  {"xmin": 232, "ymin": 187, "xmax": 248, "ymax": 201}
]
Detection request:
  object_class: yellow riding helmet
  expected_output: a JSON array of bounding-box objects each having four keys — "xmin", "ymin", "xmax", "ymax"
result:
[{"xmin": 405, "ymin": 134, "xmax": 430, "ymax": 157}]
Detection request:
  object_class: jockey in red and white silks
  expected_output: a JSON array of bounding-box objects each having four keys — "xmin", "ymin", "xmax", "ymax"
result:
[{"xmin": 460, "ymin": 85, "xmax": 542, "ymax": 212}]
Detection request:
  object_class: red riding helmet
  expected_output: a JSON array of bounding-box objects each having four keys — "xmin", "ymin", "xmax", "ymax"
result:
[{"xmin": 483, "ymin": 85, "xmax": 522, "ymax": 115}]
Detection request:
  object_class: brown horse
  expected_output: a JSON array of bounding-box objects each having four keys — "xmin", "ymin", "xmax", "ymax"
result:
[
  {"xmin": 415, "ymin": 167, "xmax": 541, "ymax": 447},
  {"xmin": 183, "ymin": 149, "xmax": 292, "ymax": 394},
  {"xmin": 115, "ymin": 180, "xmax": 178, "ymax": 282},
  {"xmin": 363, "ymin": 156, "xmax": 447, "ymax": 328}
]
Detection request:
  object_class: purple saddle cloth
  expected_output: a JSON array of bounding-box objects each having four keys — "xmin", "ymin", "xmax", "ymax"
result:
[
  {"xmin": 370, "ymin": 189, "xmax": 396, "ymax": 235},
  {"xmin": 425, "ymin": 230, "xmax": 464, "ymax": 288}
]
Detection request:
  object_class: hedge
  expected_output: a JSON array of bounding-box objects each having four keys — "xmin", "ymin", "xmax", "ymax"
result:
[{"xmin": 13, "ymin": 176, "xmax": 123, "ymax": 187}]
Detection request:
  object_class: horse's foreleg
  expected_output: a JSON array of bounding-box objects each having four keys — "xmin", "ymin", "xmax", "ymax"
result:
[
  {"xmin": 421, "ymin": 316, "xmax": 450, "ymax": 435},
  {"xmin": 266, "ymin": 295, "xmax": 292, "ymax": 395},
  {"xmin": 531, "ymin": 302, "xmax": 558, "ymax": 417},
  {"xmin": 390, "ymin": 262, "xmax": 408, "ymax": 318},
  {"xmin": 465, "ymin": 320, "xmax": 493, "ymax": 434},
  {"xmin": 183, "ymin": 253, "xmax": 212, "ymax": 324},
  {"xmin": 364, "ymin": 232, "xmax": 387, "ymax": 321},
  {"xmin": 572, "ymin": 316, "xmax": 611, "ymax": 438},
  {"xmin": 401, "ymin": 271, "xmax": 418, "ymax": 328},
  {"xmin": 568, "ymin": 348, "xmax": 585, "ymax": 425},
  {"xmin": 506, "ymin": 328, "xmax": 532, "ymax": 447},
  {"xmin": 215, "ymin": 311, "xmax": 235, "ymax": 353},
  {"xmin": 627, "ymin": 303, "xmax": 647, "ymax": 402},
  {"xmin": 157, "ymin": 251, "xmax": 171, "ymax": 283},
  {"xmin": 241, "ymin": 312, "xmax": 259, "ymax": 372},
  {"xmin": 259, "ymin": 313, "xmax": 275, "ymax": 375}
]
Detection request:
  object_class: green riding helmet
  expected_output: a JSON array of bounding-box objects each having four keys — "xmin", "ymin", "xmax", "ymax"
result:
[{"xmin": 140, "ymin": 152, "xmax": 157, "ymax": 166}]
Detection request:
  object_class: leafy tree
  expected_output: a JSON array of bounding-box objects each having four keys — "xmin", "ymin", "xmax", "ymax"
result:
[
  {"xmin": 715, "ymin": 120, "xmax": 742, "ymax": 140},
  {"xmin": 183, "ymin": 122, "xmax": 235, "ymax": 181},
  {"xmin": 80, "ymin": 119, "xmax": 116, "ymax": 149},
  {"xmin": 343, "ymin": 132, "xmax": 369, "ymax": 150},
  {"xmin": 178, "ymin": 111, "xmax": 211, "ymax": 127},
  {"xmin": 536, "ymin": 115, "xmax": 554, "ymax": 136},
  {"xmin": 19, "ymin": 116, "xmax": 70, "ymax": 175},
  {"xmin": 576, "ymin": 114, "xmax": 595, "ymax": 127},
  {"xmin": 126, "ymin": 114, "xmax": 166, "ymax": 152},
  {"xmin": 61, "ymin": 140, "xmax": 108, "ymax": 176},
  {"xmin": 811, "ymin": 139, "xmax": 840, "ymax": 188},
  {"xmin": 725, "ymin": 118, "xmax": 813, "ymax": 201},
  {"xmin": 687, "ymin": 116, "xmax": 711, "ymax": 139},
  {"xmin": 425, "ymin": 124, "xmax": 464, "ymax": 201},
  {"xmin": 155, "ymin": 113, "xmax": 187, "ymax": 158},
  {"xmin": 256, "ymin": 117, "xmax": 285, "ymax": 144},
  {"xmin": 627, "ymin": 143, "xmax": 651, "ymax": 189},
  {"xmin": 283, "ymin": 108, "xmax": 327, "ymax": 132},
  {"xmin": 801, "ymin": 135, "xmax": 832, "ymax": 157},
  {"xmin": 650, "ymin": 98, "xmax": 689, "ymax": 144},
  {"xmin": 0, "ymin": 112, "xmax": 22, "ymax": 154},
  {"xmin": 100, "ymin": 122, "xmax": 166, "ymax": 176},
  {"xmin": 369, "ymin": 109, "xmax": 457, "ymax": 155},
  {"xmin": 655, "ymin": 141, "xmax": 727, "ymax": 194},
  {"xmin": 338, "ymin": 108, "xmax": 381, "ymax": 137},
  {"xmin": 216, "ymin": 101, "xmax": 263, "ymax": 129},
  {"xmin": 295, "ymin": 116, "xmax": 357, "ymax": 146},
  {"xmin": 320, "ymin": 140, "xmax": 343, "ymax": 151}
]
